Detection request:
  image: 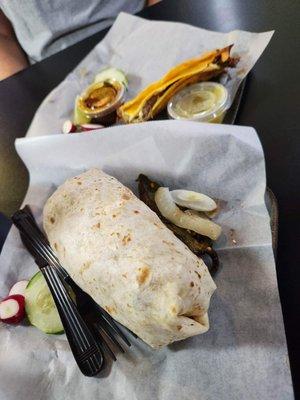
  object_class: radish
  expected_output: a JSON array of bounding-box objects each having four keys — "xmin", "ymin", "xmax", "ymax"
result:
[
  {"xmin": 9, "ymin": 280, "xmax": 29, "ymax": 297},
  {"xmin": 80, "ymin": 123, "xmax": 104, "ymax": 132},
  {"xmin": 62, "ymin": 120, "xmax": 77, "ymax": 134},
  {"xmin": 0, "ymin": 295, "xmax": 25, "ymax": 324}
]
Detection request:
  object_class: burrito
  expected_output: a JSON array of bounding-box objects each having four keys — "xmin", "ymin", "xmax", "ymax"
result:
[
  {"xmin": 43, "ymin": 169, "xmax": 216, "ymax": 348},
  {"xmin": 118, "ymin": 45, "xmax": 236, "ymax": 123}
]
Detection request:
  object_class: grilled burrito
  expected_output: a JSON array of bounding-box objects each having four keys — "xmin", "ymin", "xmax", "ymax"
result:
[
  {"xmin": 118, "ymin": 45, "xmax": 236, "ymax": 123},
  {"xmin": 43, "ymin": 169, "xmax": 216, "ymax": 348}
]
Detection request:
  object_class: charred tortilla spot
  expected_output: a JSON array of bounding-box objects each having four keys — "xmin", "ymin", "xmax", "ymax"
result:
[
  {"xmin": 171, "ymin": 306, "xmax": 177, "ymax": 314},
  {"xmin": 111, "ymin": 232, "xmax": 121, "ymax": 238},
  {"xmin": 190, "ymin": 282, "xmax": 195, "ymax": 287},
  {"xmin": 177, "ymin": 325, "xmax": 182, "ymax": 331},
  {"xmin": 77, "ymin": 181, "xmax": 82, "ymax": 185},
  {"xmin": 162, "ymin": 240, "xmax": 174, "ymax": 246},
  {"xmin": 105, "ymin": 306, "xmax": 116, "ymax": 314},
  {"xmin": 122, "ymin": 273, "xmax": 128, "ymax": 279},
  {"xmin": 122, "ymin": 193, "xmax": 131, "ymax": 200},
  {"xmin": 195, "ymin": 271, "xmax": 201, "ymax": 279},
  {"xmin": 137, "ymin": 266, "xmax": 150, "ymax": 285},
  {"xmin": 122, "ymin": 234, "xmax": 131, "ymax": 245},
  {"xmin": 54, "ymin": 242, "xmax": 58, "ymax": 251},
  {"xmin": 91, "ymin": 222, "xmax": 101, "ymax": 229},
  {"xmin": 80, "ymin": 261, "xmax": 91, "ymax": 274},
  {"xmin": 134, "ymin": 210, "xmax": 139, "ymax": 214},
  {"xmin": 50, "ymin": 217, "xmax": 55, "ymax": 224}
]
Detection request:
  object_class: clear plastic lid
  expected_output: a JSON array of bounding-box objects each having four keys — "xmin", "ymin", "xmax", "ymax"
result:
[{"xmin": 167, "ymin": 82, "xmax": 230, "ymax": 122}]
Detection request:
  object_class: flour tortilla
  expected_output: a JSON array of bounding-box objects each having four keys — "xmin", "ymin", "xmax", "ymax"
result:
[{"xmin": 43, "ymin": 169, "xmax": 216, "ymax": 348}]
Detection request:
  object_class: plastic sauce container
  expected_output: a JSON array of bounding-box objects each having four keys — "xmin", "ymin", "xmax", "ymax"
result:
[
  {"xmin": 77, "ymin": 79, "xmax": 125, "ymax": 120},
  {"xmin": 167, "ymin": 82, "xmax": 230, "ymax": 123}
]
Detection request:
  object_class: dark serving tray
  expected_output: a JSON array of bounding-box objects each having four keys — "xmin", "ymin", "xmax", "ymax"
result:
[
  {"xmin": 0, "ymin": 79, "xmax": 278, "ymax": 254},
  {"xmin": 225, "ymin": 79, "xmax": 278, "ymax": 255},
  {"xmin": 223, "ymin": 79, "xmax": 246, "ymax": 125}
]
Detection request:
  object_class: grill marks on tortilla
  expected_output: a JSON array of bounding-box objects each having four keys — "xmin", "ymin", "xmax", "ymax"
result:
[{"xmin": 137, "ymin": 266, "xmax": 151, "ymax": 285}]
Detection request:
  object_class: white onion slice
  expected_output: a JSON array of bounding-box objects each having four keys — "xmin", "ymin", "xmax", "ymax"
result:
[
  {"xmin": 155, "ymin": 187, "xmax": 221, "ymax": 240},
  {"xmin": 170, "ymin": 189, "xmax": 217, "ymax": 212}
]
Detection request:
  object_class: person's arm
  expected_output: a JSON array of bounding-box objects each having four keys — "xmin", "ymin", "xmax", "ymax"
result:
[{"xmin": 0, "ymin": 10, "xmax": 28, "ymax": 81}]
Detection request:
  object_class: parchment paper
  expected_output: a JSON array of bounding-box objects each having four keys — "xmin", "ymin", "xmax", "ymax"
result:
[
  {"xmin": 0, "ymin": 121, "xmax": 293, "ymax": 399},
  {"xmin": 26, "ymin": 12, "xmax": 274, "ymax": 138}
]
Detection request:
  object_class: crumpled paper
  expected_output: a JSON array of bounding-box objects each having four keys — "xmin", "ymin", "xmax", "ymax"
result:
[
  {"xmin": 26, "ymin": 12, "xmax": 273, "ymax": 138},
  {"xmin": 0, "ymin": 120, "xmax": 293, "ymax": 399}
]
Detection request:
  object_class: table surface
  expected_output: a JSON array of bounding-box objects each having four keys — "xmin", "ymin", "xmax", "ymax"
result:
[{"xmin": 0, "ymin": 0, "xmax": 299, "ymax": 396}]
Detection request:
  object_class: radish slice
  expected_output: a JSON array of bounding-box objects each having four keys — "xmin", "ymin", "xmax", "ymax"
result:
[
  {"xmin": 62, "ymin": 120, "xmax": 77, "ymax": 134},
  {"xmin": 0, "ymin": 295, "xmax": 25, "ymax": 324},
  {"xmin": 9, "ymin": 280, "xmax": 29, "ymax": 297},
  {"xmin": 155, "ymin": 187, "xmax": 221, "ymax": 240},
  {"xmin": 170, "ymin": 189, "xmax": 217, "ymax": 212},
  {"xmin": 80, "ymin": 123, "xmax": 104, "ymax": 131}
]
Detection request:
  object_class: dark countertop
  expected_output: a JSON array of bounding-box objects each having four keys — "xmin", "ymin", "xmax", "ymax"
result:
[{"xmin": 0, "ymin": 0, "xmax": 299, "ymax": 396}]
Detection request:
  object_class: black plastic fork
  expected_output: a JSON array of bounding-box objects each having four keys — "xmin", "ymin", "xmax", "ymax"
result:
[
  {"xmin": 12, "ymin": 207, "xmax": 132, "ymax": 363},
  {"xmin": 11, "ymin": 218, "xmax": 104, "ymax": 376}
]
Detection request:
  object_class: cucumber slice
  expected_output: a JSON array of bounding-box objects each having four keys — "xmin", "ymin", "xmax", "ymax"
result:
[
  {"xmin": 25, "ymin": 271, "xmax": 64, "ymax": 334},
  {"xmin": 94, "ymin": 67, "xmax": 128, "ymax": 88},
  {"xmin": 73, "ymin": 95, "xmax": 91, "ymax": 125}
]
